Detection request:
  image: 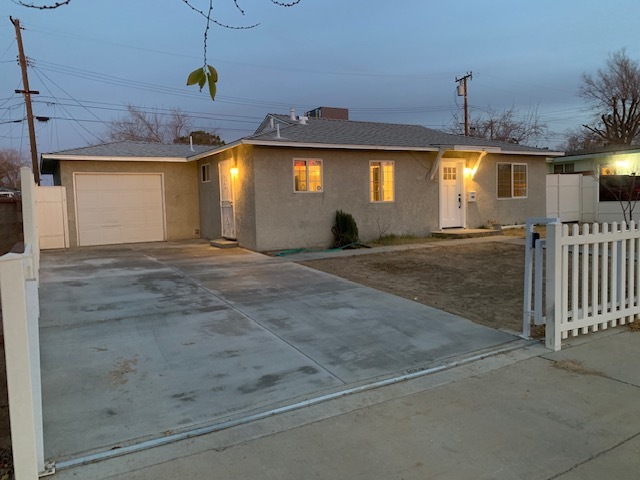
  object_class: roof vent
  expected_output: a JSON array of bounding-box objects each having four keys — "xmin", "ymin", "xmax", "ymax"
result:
[
  {"xmin": 299, "ymin": 116, "xmax": 308, "ymax": 125},
  {"xmin": 290, "ymin": 108, "xmax": 296, "ymax": 121}
]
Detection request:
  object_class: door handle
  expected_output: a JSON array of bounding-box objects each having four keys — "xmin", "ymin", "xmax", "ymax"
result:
[{"xmin": 458, "ymin": 194, "xmax": 462, "ymax": 208}]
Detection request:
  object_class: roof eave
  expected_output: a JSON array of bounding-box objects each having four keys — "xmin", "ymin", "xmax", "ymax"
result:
[
  {"xmin": 243, "ymin": 139, "xmax": 441, "ymax": 152},
  {"xmin": 555, "ymin": 148, "xmax": 640, "ymax": 163},
  {"xmin": 40, "ymin": 154, "xmax": 191, "ymax": 162},
  {"xmin": 188, "ymin": 140, "xmax": 242, "ymax": 160},
  {"xmin": 242, "ymin": 139, "xmax": 563, "ymax": 156}
]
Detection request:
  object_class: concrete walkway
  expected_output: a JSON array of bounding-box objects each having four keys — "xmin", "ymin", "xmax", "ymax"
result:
[
  {"xmin": 38, "ymin": 240, "xmax": 517, "ymax": 463},
  {"xmin": 54, "ymin": 328, "xmax": 640, "ymax": 480}
]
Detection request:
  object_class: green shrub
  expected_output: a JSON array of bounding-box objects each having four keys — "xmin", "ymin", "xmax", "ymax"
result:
[{"xmin": 331, "ymin": 210, "xmax": 359, "ymax": 248}]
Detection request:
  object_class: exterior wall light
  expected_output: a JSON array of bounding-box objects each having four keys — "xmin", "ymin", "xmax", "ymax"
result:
[{"xmin": 230, "ymin": 167, "xmax": 239, "ymax": 176}]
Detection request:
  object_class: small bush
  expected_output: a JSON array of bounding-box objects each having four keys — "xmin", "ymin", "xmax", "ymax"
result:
[{"xmin": 331, "ymin": 210, "xmax": 359, "ymax": 248}]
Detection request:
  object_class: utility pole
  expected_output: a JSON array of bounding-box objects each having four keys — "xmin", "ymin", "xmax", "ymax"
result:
[
  {"xmin": 10, "ymin": 17, "xmax": 40, "ymax": 185},
  {"xmin": 455, "ymin": 72, "xmax": 473, "ymax": 137}
]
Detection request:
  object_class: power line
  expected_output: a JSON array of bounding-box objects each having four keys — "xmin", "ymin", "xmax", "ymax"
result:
[
  {"xmin": 31, "ymin": 67, "xmax": 102, "ymax": 143},
  {"xmin": 24, "ymin": 22, "xmax": 457, "ymax": 80},
  {"xmin": 31, "ymin": 98, "xmax": 263, "ymax": 124}
]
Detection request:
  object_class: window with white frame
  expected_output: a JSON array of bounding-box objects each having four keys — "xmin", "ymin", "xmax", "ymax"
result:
[
  {"xmin": 497, "ymin": 163, "xmax": 527, "ymax": 198},
  {"xmin": 370, "ymin": 161, "xmax": 395, "ymax": 202},
  {"xmin": 201, "ymin": 163, "xmax": 211, "ymax": 183},
  {"xmin": 293, "ymin": 159, "xmax": 323, "ymax": 192}
]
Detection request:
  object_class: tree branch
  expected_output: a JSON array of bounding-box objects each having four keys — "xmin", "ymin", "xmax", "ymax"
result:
[{"xmin": 12, "ymin": 0, "xmax": 71, "ymax": 9}]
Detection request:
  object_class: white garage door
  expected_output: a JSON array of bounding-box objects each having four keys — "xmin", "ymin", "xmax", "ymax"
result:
[{"xmin": 75, "ymin": 173, "xmax": 165, "ymax": 246}]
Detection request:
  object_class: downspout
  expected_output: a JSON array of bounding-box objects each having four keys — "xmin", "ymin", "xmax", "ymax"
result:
[{"xmin": 429, "ymin": 147, "xmax": 447, "ymax": 181}]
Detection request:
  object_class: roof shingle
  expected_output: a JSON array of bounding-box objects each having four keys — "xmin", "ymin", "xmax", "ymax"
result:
[{"xmin": 249, "ymin": 114, "xmax": 558, "ymax": 154}]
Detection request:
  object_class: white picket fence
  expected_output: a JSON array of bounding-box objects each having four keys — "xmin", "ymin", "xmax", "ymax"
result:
[
  {"xmin": 0, "ymin": 168, "xmax": 50, "ymax": 479},
  {"xmin": 524, "ymin": 218, "xmax": 640, "ymax": 351}
]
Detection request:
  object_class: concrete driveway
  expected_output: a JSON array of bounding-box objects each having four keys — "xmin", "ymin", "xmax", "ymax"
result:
[{"xmin": 39, "ymin": 241, "xmax": 516, "ymax": 462}]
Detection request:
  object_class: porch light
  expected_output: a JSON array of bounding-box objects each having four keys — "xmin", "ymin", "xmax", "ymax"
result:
[
  {"xmin": 230, "ymin": 167, "xmax": 239, "ymax": 176},
  {"xmin": 615, "ymin": 159, "xmax": 629, "ymax": 173},
  {"xmin": 464, "ymin": 167, "xmax": 473, "ymax": 177}
]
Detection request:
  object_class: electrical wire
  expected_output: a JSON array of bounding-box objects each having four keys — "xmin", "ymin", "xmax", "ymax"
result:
[{"xmin": 31, "ymin": 67, "xmax": 102, "ymax": 143}]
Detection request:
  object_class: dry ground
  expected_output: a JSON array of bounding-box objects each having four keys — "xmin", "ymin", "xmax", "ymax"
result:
[{"xmin": 300, "ymin": 239, "xmax": 527, "ymax": 333}]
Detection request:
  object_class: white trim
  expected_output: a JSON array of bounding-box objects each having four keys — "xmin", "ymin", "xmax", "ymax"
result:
[
  {"xmin": 72, "ymin": 172, "xmax": 167, "ymax": 246},
  {"xmin": 187, "ymin": 140, "xmax": 242, "ymax": 160},
  {"xmin": 249, "ymin": 140, "xmax": 441, "ymax": 153},
  {"xmin": 218, "ymin": 160, "xmax": 236, "ymax": 240},
  {"xmin": 470, "ymin": 150, "xmax": 488, "ymax": 180},
  {"xmin": 293, "ymin": 158, "xmax": 323, "ymax": 193},
  {"xmin": 439, "ymin": 159, "xmax": 466, "ymax": 229},
  {"xmin": 242, "ymin": 140, "xmax": 562, "ymax": 156},
  {"xmin": 200, "ymin": 163, "xmax": 211, "ymax": 183},
  {"xmin": 429, "ymin": 147, "xmax": 447, "ymax": 181},
  {"xmin": 496, "ymin": 162, "xmax": 528, "ymax": 199},
  {"xmin": 369, "ymin": 160, "xmax": 395, "ymax": 203},
  {"xmin": 42, "ymin": 154, "xmax": 191, "ymax": 163}
]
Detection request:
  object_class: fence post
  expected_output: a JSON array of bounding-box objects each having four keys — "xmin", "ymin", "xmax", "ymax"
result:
[
  {"xmin": 0, "ymin": 252, "xmax": 44, "ymax": 479},
  {"xmin": 545, "ymin": 221, "xmax": 562, "ymax": 351},
  {"xmin": 20, "ymin": 168, "xmax": 39, "ymax": 274},
  {"xmin": 522, "ymin": 221, "xmax": 535, "ymax": 338}
]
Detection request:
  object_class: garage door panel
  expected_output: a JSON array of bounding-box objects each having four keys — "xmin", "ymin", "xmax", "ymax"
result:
[{"xmin": 75, "ymin": 173, "xmax": 165, "ymax": 246}]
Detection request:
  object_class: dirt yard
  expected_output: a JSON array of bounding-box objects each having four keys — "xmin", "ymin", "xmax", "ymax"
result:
[{"xmin": 300, "ymin": 239, "xmax": 527, "ymax": 333}]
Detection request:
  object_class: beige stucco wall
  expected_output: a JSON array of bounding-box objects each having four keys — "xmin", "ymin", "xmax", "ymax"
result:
[
  {"xmin": 198, "ymin": 145, "xmax": 257, "ymax": 248},
  {"xmin": 250, "ymin": 147, "xmax": 439, "ymax": 251},
  {"xmin": 465, "ymin": 153, "xmax": 548, "ymax": 227},
  {"xmin": 58, "ymin": 160, "xmax": 200, "ymax": 247},
  {"xmin": 196, "ymin": 145, "xmax": 550, "ymax": 252}
]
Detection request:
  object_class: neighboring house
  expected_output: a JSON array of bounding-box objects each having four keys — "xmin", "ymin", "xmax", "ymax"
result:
[
  {"xmin": 40, "ymin": 142, "xmax": 213, "ymax": 247},
  {"xmin": 548, "ymin": 146, "xmax": 640, "ymax": 223},
  {"xmin": 41, "ymin": 108, "xmax": 563, "ymax": 251}
]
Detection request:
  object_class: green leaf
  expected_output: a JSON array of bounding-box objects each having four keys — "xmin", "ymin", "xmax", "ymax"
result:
[
  {"xmin": 186, "ymin": 68, "xmax": 206, "ymax": 86},
  {"xmin": 198, "ymin": 74, "xmax": 206, "ymax": 90},
  {"xmin": 207, "ymin": 72, "xmax": 217, "ymax": 101},
  {"xmin": 207, "ymin": 65, "xmax": 218, "ymax": 83}
]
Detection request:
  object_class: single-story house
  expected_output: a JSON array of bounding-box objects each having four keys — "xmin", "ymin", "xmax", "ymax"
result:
[
  {"xmin": 548, "ymin": 145, "xmax": 640, "ymax": 223},
  {"xmin": 40, "ymin": 142, "xmax": 212, "ymax": 247},
  {"xmin": 41, "ymin": 107, "xmax": 563, "ymax": 251}
]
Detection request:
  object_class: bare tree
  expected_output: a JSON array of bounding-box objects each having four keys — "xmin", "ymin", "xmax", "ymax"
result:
[
  {"xmin": 578, "ymin": 49, "xmax": 640, "ymax": 146},
  {"xmin": 562, "ymin": 127, "xmax": 606, "ymax": 154},
  {"xmin": 451, "ymin": 106, "xmax": 548, "ymax": 145},
  {"xmin": 106, "ymin": 105, "xmax": 192, "ymax": 143},
  {"xmin": 0, "ymin": 149, "xmax": 29, "ymax": 189}
]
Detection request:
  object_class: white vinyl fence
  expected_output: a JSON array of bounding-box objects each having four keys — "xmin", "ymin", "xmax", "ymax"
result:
[
  {"xmin": 0, "ymin": 168, "xmax": 50, "ymax": 478},
  {"xmin": 524, "ymin": 218, "xmax": 640, "ymax": 351}
]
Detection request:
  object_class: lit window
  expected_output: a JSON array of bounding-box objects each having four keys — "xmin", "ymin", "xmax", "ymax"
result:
[
  {"xmin": 497, "ymin": 163, "xmax": 527, "ymax": 198},
  {"xmin": 370, "ymin": 161, "xmax": 394, "ymax": 202},
  {"xmin": 293, "ymin": 159, "xmax": 323, "ymax": 192},
  {"xmin": 201, "ymin": 163, "xmax": 211, "ymax": 183}
]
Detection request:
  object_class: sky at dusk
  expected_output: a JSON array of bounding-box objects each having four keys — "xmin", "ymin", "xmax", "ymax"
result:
[{"xmin": 1, "ymin": 0, "xmax": 640, "ymax": 157}]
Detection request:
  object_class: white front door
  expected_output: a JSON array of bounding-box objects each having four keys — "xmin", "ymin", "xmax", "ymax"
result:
[
  {"xmin": 440, "ymin": 160, "xmax": 465, "ymax": 228},
  {"xmin": 218, "ymin": 160, "xmax": 236, "ymax": 239}
]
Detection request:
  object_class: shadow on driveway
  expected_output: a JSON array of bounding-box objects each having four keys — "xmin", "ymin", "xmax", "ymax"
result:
[{"xmin": 39, "ymin": 241, "xmax": 516, "ymax": 461}]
